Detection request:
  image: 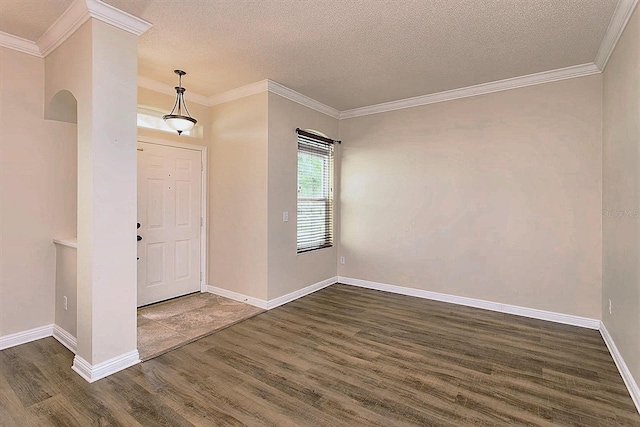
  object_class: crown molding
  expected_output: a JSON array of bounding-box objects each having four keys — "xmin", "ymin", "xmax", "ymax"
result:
[
  {"xmin": 140, "ymin": 61, "xmax": 600, "ymax": 120},
  {"xmin": 0, "ymin": 31, "xmax": 42, "ymax": 57},
  {"xmin": 595, "ymin": 0, "xmax": 639, "ymax": 70},
  {"xmin": 36, "ymin": 0, "xmax": 151, "ymax": 57},
  {"xmin": 200, "ymin": 78, "xmax": 341, "ymax": 119},
  {"xmin": 1, "ymin": 0, "xmax": 633, "ymax": 120},
  {"xmin": 339, "ymin": 63, "xmax": 601, "ymax": 119},
  {"xmin": 37, "ymin": 0, "xmax": 89, "ymax": 56},
  {"xmin": 86, "ymin": 0, "xmax": 152, "ymax": 36},
  {"xmin": 139, "ymin": 78, "xmax": 270, "ymax": 108},
  {"xmin": 208, "ymin": 80, "xmax": 269, "ymax": 106},
  {"xmin": 138, "ymin": 76, "xmax": 210, "ymax": 106},
  {"xmin": 268, "ymin": 80, "xmax": 340, "ymax": 119},
  {"xmin": 206, "ymin": 79, "xmax": 342, "ymax": 119}
]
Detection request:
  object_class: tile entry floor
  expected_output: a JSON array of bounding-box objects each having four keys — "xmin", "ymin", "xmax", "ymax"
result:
[{"xmin": 137, "ymin": 292, "xmax": 264, "ymax": 361}]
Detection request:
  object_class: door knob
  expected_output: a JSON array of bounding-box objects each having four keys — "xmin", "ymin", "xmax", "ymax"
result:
[{"xmin": 137, "ymin": 235, "xmax": 142, "ymax": 241}]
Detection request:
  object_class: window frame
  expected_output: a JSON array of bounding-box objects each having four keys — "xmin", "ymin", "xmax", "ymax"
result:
[{"xmin": 296, "ymin": 130, "xmax": 335, "ymax": 254}]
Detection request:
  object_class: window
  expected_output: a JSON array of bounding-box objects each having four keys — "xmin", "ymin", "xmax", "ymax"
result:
[
  {"xmin": 297, "ymin": 130, "xmax": 334, "ymax": 253},
  {"xmin": 137, "ymin": 106, "xmax": 203, "ymax": 138}
]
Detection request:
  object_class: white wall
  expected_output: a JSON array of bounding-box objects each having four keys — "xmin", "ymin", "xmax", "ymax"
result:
[
  {"xmin": 602, "ymin": 7, "xmax": 640, "ymax": 389},
  {"xmin": 0, "ymin": 47, "xmax": 76, "ymax": 336},
  {"xmin": 338, "ymin": 75, "xmax": 603, "ymax": 318},
  {"xmin": 267, "ymin": 93, "xmax": 339, "ymax": 300}
]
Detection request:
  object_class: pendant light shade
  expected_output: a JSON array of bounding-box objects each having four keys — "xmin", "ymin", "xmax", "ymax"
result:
[
  {"xmin": 163, "ymin": 70, "xmax": 197, "ymax": 135},
  {"xmin": 164, "ymin": 115, "xmax": 196, "ymax": 133}
]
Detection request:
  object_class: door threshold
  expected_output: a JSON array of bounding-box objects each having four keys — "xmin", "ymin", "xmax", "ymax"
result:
[{"xmin": 137, "ymin": 291, "xmax": 201, "ymax": 310}]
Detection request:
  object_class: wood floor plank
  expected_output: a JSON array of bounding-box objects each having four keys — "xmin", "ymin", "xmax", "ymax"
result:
[
  {"xmin": 0, "ymin": 371, "xmax": 39, "ymax": 427},
  {"xmin": 132, "ymin": 364, "xmax": 247, "ymax": 427},
  {"xmin": 27, "ymin": 394, "xmax": 94, "ymax": 427},
  {"xmin": 1, "ymin": 283, "xmax": 639, "ymax": 426},
  {"xmin": 0, "ymin": 347, "xmax": 55, "ymax": 407},
  {"xmin": 146, "ymin": 348, "xmax": 303, "ymax": 427}
]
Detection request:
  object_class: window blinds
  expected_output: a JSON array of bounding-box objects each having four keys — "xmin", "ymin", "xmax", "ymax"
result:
[{"xmin": 297, "ymin": 132, "xmax": 334, "ymax": 253}]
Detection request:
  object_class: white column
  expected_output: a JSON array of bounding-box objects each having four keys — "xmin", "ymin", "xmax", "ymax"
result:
[{"xmin": 71, "ymin": 20, "xmax": 140, "ymax": 381}]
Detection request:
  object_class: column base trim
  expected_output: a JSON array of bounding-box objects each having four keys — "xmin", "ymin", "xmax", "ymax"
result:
[{"xmin": 72, "ymin": 350, "xmax": 140, "ymax": 383}]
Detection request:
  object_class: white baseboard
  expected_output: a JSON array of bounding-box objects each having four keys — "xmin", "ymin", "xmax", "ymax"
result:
[
  {"xmin": 208, "ymin": 276, "xmax": 338, "ymax": 311},
  {"xmin": 72, "ymin": 350, "xmax": 140, "ymax": 383},
  {"xmin": 2, "ymin": 325, "xmax": 140, "ymax": 384},
  {"xmin": 207, "ymin": 286, "xmax": 268, "ymax": 309},
  {"xmin": 0, "ymin": 324, "xmax": 78, "ymax": 354},
  {"xmin": 338, "ymin": 276, "xmax": 640, "ymax": 414},
  {"xmin": 266, "ymin": 276, "xmax": 338, "ymax": 310},
  {"xmin": 0, "ymin": 324, "xmax": 54, "ymax": 350},
  {"xmin": 2, "ymin": 279, "xmax": 636, "ymax": 413},
  {"xmin": 600, "ymin": 322, "xmax": 640, "ymax": 414},
  {"xmin": 52, "ymin": 325, "xmax": 77, "ymax": 354},
  {"xmin": 337, "ymin": 276, "xmax": 601, "ymax": 329}
]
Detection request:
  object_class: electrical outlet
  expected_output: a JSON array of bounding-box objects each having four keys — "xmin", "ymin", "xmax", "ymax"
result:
[
  {"xmin": 63, "ymin": 296, "xmax": 68, "ymax": 311},
  {"xmin": 283, "ymin": 211, "xmax": 289, "ymax": 222},
  {"xmin": 340, "ymin": 256, "xmax": 345, "ymax": 264},
  {"xmin": 609, "ymin": 299, "xmax": 612, "ymax": 315}
]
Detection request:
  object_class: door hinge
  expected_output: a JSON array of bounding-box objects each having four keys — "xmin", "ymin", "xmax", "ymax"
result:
[
  {"xmin": 201, "ymin": 162, "xmax": 203, "ymax": 171},
  {"xmin": 200, "ymin": 271, "xmax": 203, "ymax": 282},
  {"xmin": 200, "ymin": 217, "xmax": 203, "ymax": 227}
]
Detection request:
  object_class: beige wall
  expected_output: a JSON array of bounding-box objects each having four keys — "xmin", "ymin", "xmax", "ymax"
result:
[
  {"xmin": 209, "ymin": 93, "xmax": 269, "ymax": 300},
  {"xmin": 0, "ymin": 47, "xmax": 77, "ymax": 336},
  {"xmin": 267, "ymin": 93, "xmax": 339, "ymax": 300},
  {"xmin": 0, "ymin": 62, "xmax": 210, "ymax": 341},
  {"xmin": 339, "ymin": 75, "xmax": 603, "ymax": 318},
  {"xmin": 208, "ymin": 92, "xmax": 340, "ymax": 301},
  {"xmin": 602, "ymin": 7, "xmax": 640, "ymax": 388},
  {"xmin": 54, "ymin": 245, "xmax": 77, "ymax": 336}
]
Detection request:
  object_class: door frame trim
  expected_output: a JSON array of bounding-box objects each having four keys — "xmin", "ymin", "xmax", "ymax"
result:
[{"xmin": 137, "ymin": 136, "xmax": 208, "ymax": 294}]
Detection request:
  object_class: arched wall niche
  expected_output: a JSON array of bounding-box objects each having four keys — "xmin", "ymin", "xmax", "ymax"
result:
[
  {"xmin": 47, "ymin": 89, "xmax": 79, "ymax": 340},
  {"xmin": 45, "ymin": 89, "xmax": 78, "ymax": 124}
]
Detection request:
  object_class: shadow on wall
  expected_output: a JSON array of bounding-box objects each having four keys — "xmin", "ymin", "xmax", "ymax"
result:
[
  {"xmin": 45, "ymin": 89, "xmax": 77, "ymax": 124},
  {"xmin": 45, "ymin": 89, "xmax": 79, "ymax": 341}
]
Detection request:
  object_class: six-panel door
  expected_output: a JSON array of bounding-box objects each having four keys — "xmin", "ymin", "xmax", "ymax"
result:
[{"xmin": 137, "ymin": 142, "xmax": 202, "ymax": 307}]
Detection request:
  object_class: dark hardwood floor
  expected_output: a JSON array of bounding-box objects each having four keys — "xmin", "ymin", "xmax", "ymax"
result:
[{"xmin": 1, "ymin": 284, "xmax": 639, "ymax": 426}]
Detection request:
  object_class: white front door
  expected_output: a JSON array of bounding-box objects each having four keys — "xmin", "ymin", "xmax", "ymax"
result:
[{"xmin": 137, "ymin": 141, "xmax": 202, "ymax": 307}]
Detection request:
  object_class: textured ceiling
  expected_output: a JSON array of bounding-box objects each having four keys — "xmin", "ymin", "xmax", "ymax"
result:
[
  {"xmin": 1, "ymin": 0, "xmax": 619, "ymax": 111},
  {"xmin": 0, "ymin": 0, "xmax": 73, "ymax": 41}
]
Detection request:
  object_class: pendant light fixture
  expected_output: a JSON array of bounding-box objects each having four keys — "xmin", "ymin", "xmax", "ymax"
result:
[{"xmin": 163, "ymin": 69, "xmax": 197, "ymax": 135}]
